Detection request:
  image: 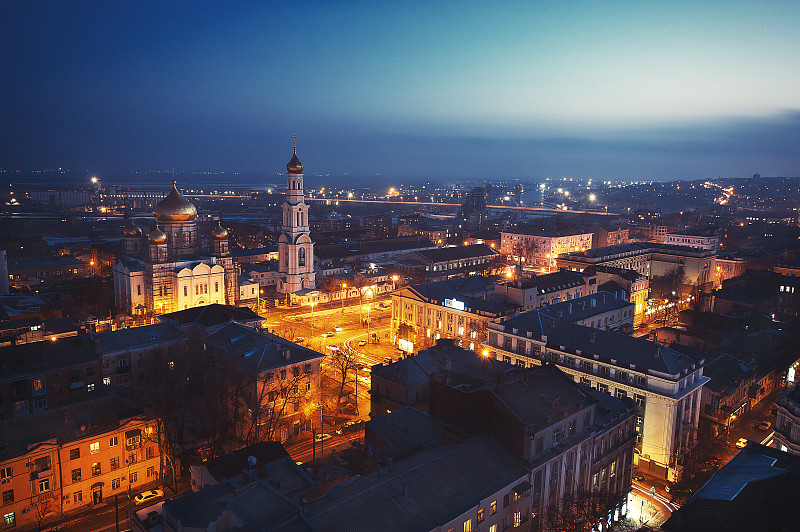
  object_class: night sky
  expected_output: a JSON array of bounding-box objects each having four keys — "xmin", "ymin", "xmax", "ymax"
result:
[{"xmin": 2, "ymin": 0, "xmax": 800, "ymax": 182}]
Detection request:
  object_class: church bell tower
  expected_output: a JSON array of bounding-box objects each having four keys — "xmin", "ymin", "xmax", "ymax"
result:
[{"xmin": 277, "ymin": 140, "xmax": 315, "ymax": 295}]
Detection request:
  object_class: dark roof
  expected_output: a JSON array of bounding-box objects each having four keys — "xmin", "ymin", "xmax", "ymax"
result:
[
  {"xmin": 406, "ymin": 275, "xmax": 494, "ymax": 301},
  {"xmin": 512, "ymin": 270, "xmax": 591, "ymax": 293},
  {"xmin": 662, "ymin": 444, "xmax": 800, "ymax": 532},
  {"xmin": 406, "ymin": 243, "xmax": 498, "ymax": 264},
  {"xmin": 564, "ymin": 241, "xmax": 715, "ymax": 260},
  {"xmin": 7, "ymin": 255, "xmax": 86, "ymax": 270},
  {"xmin": 542, "ymin": 291, "xmax": 633, "ymax": 323},
  {"xmin": 0, "ymin": 389, "xmax": 145, "ymax": 461},
  {"xmin": 93, "ymin": 322, "xmax": 185, "ymax": 353},
  {"xmin": 498, "ymin": 311, "xmax": 697, "ymax": 376},
  {"xmin": 159, "ymin": 303, "xmax": 261, "ymax": 328},
  {"xmin": 697, "ymin": 353, "xmax": 754, "ymax": 394},
  {"xmin": 204, "ymin": 322, "xmax": 324, "ymax": 371},
  {"xmin": 203, "ymin": 441, "xmax": 289, "ymax": 483},
  {"xmin": 233, "ymin": 246, "xmax": 278, "ymax": 257},
  {"xmin": 0, "ymin": 335, "xmax": 98, "ymax": 380}
]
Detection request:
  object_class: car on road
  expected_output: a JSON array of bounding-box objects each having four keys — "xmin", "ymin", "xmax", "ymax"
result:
[
  {"xmin": 293, "ymin": 337, "xmax": 304, "ymax": 343},
  {"xmin": 325, "ymin": 345, "xmax": 339, "ymax": 352},
  {"xmin": 758, "ymin": 421, "xmax": 772, "ymax": 431},
  {"xmin": 336, "ymin": 420, "xmax": 365, "ymax": 435},
  {"xmin": 134, "ymin": 490, "xmax": 164, "ymax": 505},
  {"xmin": 314, "ymin": 433, "xmax": 332, "ymax": 442},
  {"xmin": 334, "ymin": 326, "xmax": 343, "ymax": 332},
  {"xmin": 358, "ymin": 339, "xmax": 367, "ymax": 346},
  {"xmin": 321, "ymin": 332, "xmax": 335, "ymax": 338},
  {"xmin": 735, "ymin": 438, "xmax": 748, "ymax": 448},
  {"xmin": 383, "ymin": 357, "xmax": 393, "ymax": 364}
]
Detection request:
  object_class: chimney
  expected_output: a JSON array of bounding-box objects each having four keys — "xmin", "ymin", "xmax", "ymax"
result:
[
  {"xmin": 284, "ymin": 349, "xmax": 291, "ymax": 360},
  {"xmin": 568, "ymin": 303, "xmax": 573, "ymax": 314},
  {"xmin": 590, "ymin": 331, "xmax": 596, "ymax": 343}
]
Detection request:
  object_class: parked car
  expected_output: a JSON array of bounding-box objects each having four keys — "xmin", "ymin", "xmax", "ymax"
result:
[
  {"xmin": 293, "ymin": 337, "xmax": 305, "ymax": 343},
  {"xmin": 358, "ymin": 339, "xmax": 367, "ymax": 347},
  {"xmin": 336, "ymin": 420, "xmax": 365, "ymax": 435},
  {"xmin": 758, "ymin": 421, "xmax": 772, "ymax": 431},
  {"xmin": 735, "ymin": 438, "xmax": 748, "ymax": 448},
  {"xmin": 134, "ymin": 490, "xmax": 164, "ymax": 505},
  {"xmin": 334, "ymin": 326, "xmax": 343, "ymax": 332},
  {"xmin": 321, "ymin": 332, "xmax": 335, "ymax": 338},
  {"xmin": 314, "ymin": 433, "xmax": 332, "ymax": 442},
  {"xmin": 325, "ymin": 345, "xmax": 339, "ymax": 352}
]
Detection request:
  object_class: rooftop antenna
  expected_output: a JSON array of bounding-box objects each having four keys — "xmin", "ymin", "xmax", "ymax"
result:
[{"xmin": 292, "ymin": 133, "xmax": 297, "ymax": 153}]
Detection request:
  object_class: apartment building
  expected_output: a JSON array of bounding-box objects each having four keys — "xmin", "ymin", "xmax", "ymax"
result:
[
  {"xmin": 774, "ymin": 385, "xmax": 800, "ymax": 456},
  {"xmin": 390, "ymin": 276, "xmax": 513, "ymax": 354},
  {"xmin": 498, "ymin": 270, "xmax": 598, "ymax": 311},
  {"xmin": 664, "ymin": 230, "xmax": 720, "ymax": 251},
  {"xmin": 557, "ymin": 242, "xmax": 716, "ymax": 289},
  {"xmin": 203, "ymin": 322, "xmax": 325, "ymax": 443},
  {"xmin": 485, "ymin": 311, "xmax": 708, "ymax": 481},
  {"xmin": 501, "ymin": 230, "xmax": 593, "ymax": 272},
  {"xmin": 0, "ymin": 392, "xmax": 161, "ymax": 530},
  {"xmin": 542, "ymin": 291, "xmax": 635, "ymax": 333},
  {"xmin": 583, "ymin": 265, "xmax": 649, "ymax": 325}
]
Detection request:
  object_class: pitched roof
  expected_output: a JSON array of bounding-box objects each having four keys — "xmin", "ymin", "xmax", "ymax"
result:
[
  {"xmin": 406, "ymin": 243, "xmax": 498, "ymax": 264},
  {"xmin": 93, "ymin": 322, "xmax": 185, "ymax": 353},
  {"xmin": 0, "ymin": 335, "xmax": 98, "ymax": 379},
  {"xmin": 159, "ymin": 303, "xmax": 261, "ymax": 328},
  {"xmin": 204, "ymin": 322, "xmax": 324, "ymax": 371}
]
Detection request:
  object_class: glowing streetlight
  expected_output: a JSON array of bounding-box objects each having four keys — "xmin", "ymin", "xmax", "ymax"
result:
[
  {"xmin": 90, "ymin": 176, "xmax": 98, "ymax": 184},
  {"xmin": 589, "ymin": 193, "xmax": 596, "ymax": 202},
  {"xmin": 341, "ymin": 283, "xmax": 347, "ymax": 309}
]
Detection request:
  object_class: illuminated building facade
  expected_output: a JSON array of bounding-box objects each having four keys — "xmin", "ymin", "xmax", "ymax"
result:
[{"xmin": 112, "ymin": 182, "xmax": 240, "ymax": 315}]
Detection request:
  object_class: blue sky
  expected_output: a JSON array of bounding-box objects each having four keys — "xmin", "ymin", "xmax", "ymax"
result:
[{"xmin": 2, "ymin": 0, "xmax": 800, "ymax": 182}]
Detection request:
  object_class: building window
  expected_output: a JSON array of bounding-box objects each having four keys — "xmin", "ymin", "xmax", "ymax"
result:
[
  {"xmin": 71, "ymin": 468, "xmax": 81, "ymax": 482},
  {"xmin": 69, "ymin": 448, "xmax": 80, "ymax": 460},
  {"xmin": 490, "ymin": 500, "xmax": 497, "ymax": 515},
  {"xmin": 4, "ymin": 513, "xmax": 15, "ymax": 528},
  {"xmin": 477, "ymin": 508, "xmax": 484, "ymax": 523},
  {"xmin": 91, "ymin": 463, "xmax": 101, "ymax": 476},
  {"xmin": 503, "ymin": 494, "xmax": 510, "ymax": 508},
  {"xmin": 147, "ymin": 466, "xmax": 156, "ymax": 478},
  {"xmin": 110, "ymin": 436, "xmax": 118, "ymax": 447},
  {"xmin": 299, "ymin": 248, "xmax": 306, "ymax": 267},
  {"xmin": 535, "ymin": 435, "xmax": 544, "ymax": 455},
  {"xmin": 32, "ymin": 378, "xmax": 45, "ymax": 391},
  {"xmin": 73, "ymin": 491, "xmax": 83, "ymax": 503},
  {"xmin": 137, "ymin": 285, "xmax": 141, "ymax": 296},
  {"xmin": 13, "ymin": 400, "xmax": 28, "ymax": 416},
  {"xmin": 215, "ymin": 281, "xmax": 219, "ymax": 292},
  {"xmin": 616, "ymin": 389, "xmax": 627, "ymax": 399},
  {"xmin": 90, "ymin": 442, "xmax": 100, "ymax": 454},
  {"xmin": 1, "ymin": 490, "xmax": 13, "ymax": 505},
  {"xmin": 110, "ymin": 457, "xmax": 119, "ymax": 471},
  {"xmin": 38, "ymin": 478, "xmax": 50, "ymax": 493},
  {"xmin": 464, "ymin": 518, "xmax": 472, "ymax": 532},
  {"xmin": 112, "ymin": 478, "xmax": 121, "ymax": 490},
  {"xmin": 146, "ymin": 447, "xmax": 154, "ymax": 460},
  {"xmin": 130, "ymin": 471, "xmax": 138, "ymax": 483},
  {"xmin": 33, "ymin": 396, "xmax": 47, "ymax": 409},
  {"xmin": 184, "ymin": 286, "xmax": 188, "ymax": 297},
  {"xmin": 87, "ymin": 383, "xmax": 95, "ymax": 392}
]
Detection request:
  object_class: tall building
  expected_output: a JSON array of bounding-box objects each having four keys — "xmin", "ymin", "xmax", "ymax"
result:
[
  {"xmin": 277, "ymin": 146, "xmax": 316, "ymax": 295},
  {"xmin": 459, "ymin": 187, "xmax": 487, "ymax": 229},
  {"xmin": 112, "ymin": 182, "xmax": 240, "ymax": 315}
]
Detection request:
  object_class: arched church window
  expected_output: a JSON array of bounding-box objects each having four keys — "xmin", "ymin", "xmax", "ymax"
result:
[
  {"xmin": 299, "ymin": 248, "xmax": 306, "ymax": 267},
  {"xmin": 184, "ymin": 286, "xmax": 187, "ymax": 297}
]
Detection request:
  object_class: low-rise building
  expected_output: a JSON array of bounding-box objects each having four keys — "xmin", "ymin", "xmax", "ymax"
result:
[
  {"xmin": 394, "ymin": 243, "xmax": 500, "ymax": 281},
  {"xmin": 390, "ymin": 276, "xmax": 513, "ymax": 354},
  {"xmin": 501, "ymin": 230, "xmax": 593, "ymax": 272},
  {"xmin": 664, "ymin": 229, "xmax": 720, "ymax": 251},
  {"xmin": 774, "ymin": 385, "xmax": 800, "ymax": 456},
  {"xmin": 499, "ymin": 270, "xmax": 598, "ymax": 311},
  {"xmin": 542, "ymin": 291, "xmax": 635, "ymax": 333},
  {"xmin": 203, "ymin": 322, "xmax": 325, "ymax": 443},
  {"xmin": 0, "ymin": 391, "xmax": 162, "ymax": 530},
  {"xmin": 7, "ymin": 255, "xmax": 90, "ymax": 289},
  {"xmin": 485, "ymin": 311, "xmax": 709, "ymax": 481},
  {"xmin": 662, "ymin": 443, "xmax": 800, "ymax": 532},
  {"xmin": 583, "ymin": 265, "xmax": 649, "ymax": 325}
]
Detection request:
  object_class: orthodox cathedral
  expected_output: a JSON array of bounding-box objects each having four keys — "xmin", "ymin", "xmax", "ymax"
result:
[
  {"xmin": 113, "ymin": 146, "xmax": 315, "ymax": 315},
  {"xmin": 113, "ymin": 182, "xmax": 240, "ymax": 315}
]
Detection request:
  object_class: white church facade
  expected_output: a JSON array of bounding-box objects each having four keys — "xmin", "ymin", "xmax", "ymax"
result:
[{"xmin": 113, "ymin": 182, "xmax": 242, "ymax": 316}]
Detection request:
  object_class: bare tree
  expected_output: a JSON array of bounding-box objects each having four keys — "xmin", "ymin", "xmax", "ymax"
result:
[
  {"xmin": 511, "ymin": 237, "xmax": 539, "ymax": 270},
  {"xmin": 29, "ymin": 494, "xmax": 58, "ymax": 532},
  {"xmin": 318, "ymin": 275, "xmax": 340, "ymax": 306},
  {"xmin": 541, "ymin": 489, "xmax": 625, "ymax": 532},
  {"xmin": 326, "ymin": 348, "xmax": 359, "ymax": 411}
]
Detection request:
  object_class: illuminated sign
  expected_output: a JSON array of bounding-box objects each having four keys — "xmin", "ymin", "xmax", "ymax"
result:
[
  {"xmin": 444, "ymin": 298, "xmax": 465, "ymax": 311},
  {"xmin": 398, "ymin": 339, "xmax": 414, "ymax": 353}
]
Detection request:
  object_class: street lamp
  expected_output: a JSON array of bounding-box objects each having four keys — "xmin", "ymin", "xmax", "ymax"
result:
[
  {"xmin": 363, "ymin": 305, "xmax": 371, "ymax": 347},
  {"xmin": 505, "ymin": 270, "xmax": 513, "ymax": 303},
  {"xmin": 341, "ymin": 283, "xmax": 347, "ymax": 309}
]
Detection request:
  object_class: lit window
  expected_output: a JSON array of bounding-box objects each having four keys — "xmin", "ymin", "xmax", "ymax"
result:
[
  {"xmin": 464, "ymin": 518, "xmax": 472, "ymax": 532},
  {"xmin": 490, "ymin": 500, "xmax": 497, "ymax": 515},
  {"xmin": 109, "ymin": 436, "xmax": 118, "ymax": 447},
  {"xmin": 90, "ymin": 442, "xmax": 100, "ymax": 454},
  {"xmin": 38, "ymin": 478, "xmax": 50, "ymax": 493}
]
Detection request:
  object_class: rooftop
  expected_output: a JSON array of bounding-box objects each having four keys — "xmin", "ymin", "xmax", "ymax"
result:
[
  {"xmin": 405, "ymin": 243, "xmax": 498, "ymax": 264},
  {"xmin": 159, "ymin": 303, "xmax": 261, "ymax": 329},
  {"xmin": 496, "ymin": 311, "xmax": 699, "ymax": 377},
  {"xmin": 93, "ymin": 322, "xmax": 185, "ymax": 353},
  {"xmin": 0, "ymin": 334, "xmax": 98, "ymax": 380},
  {"xmin": 204, "ymin": 322, "xmax": 324, "ymax": 372},
  {"xmin": 307, "ymin": 435, "xmax": 527, "ymax": 532},
  {"xmin": 542, "ymin": 291, "xmax": 634, "ymax": 323}
]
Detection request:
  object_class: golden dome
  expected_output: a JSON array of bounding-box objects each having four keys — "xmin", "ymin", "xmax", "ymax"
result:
[
  {"xmin": 286, "ymin": 148, "xmax": 303, "ymax": 174},
  {"xmin": 211, "ymin": 221, "xmax": 228, "ymax": 239},
  {"xmin": 123, "ymin": 220, "xmax": 142, "ymax": 237},
  {"xmin": 148, "ymin": 225, "xmax": 167, "ymax": 244},
  {"xmin": 154, "ymin": 181, "xmax": 197, "ymax": 222}
]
